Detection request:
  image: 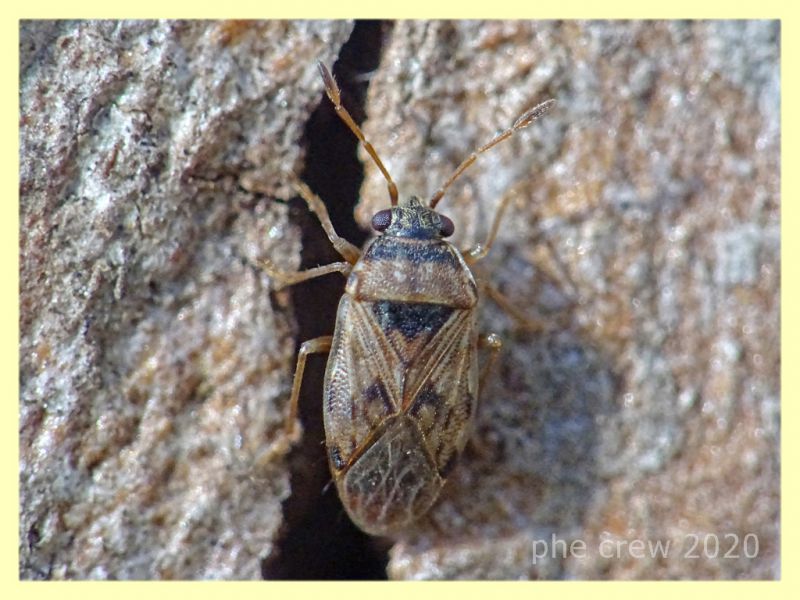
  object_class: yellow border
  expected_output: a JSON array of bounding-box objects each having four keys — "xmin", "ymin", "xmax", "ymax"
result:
[
  {"xmin": 7, "ymin": 1, "xmax": 792, "ymax": 596},
  {"xmin": 3, "ymin": 5, "xmax": 20, "ymax": 592},
  {"xmin": 6, "ymin": 1, "xmax": 792, "ymax": 19}
]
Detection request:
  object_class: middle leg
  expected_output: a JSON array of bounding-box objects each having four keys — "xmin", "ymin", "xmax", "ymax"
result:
[
  {"xmin": 254, "ymin": 335, "xmax": 332, "ymax": 467},
  {"xmin": 284, "ymin": 335, "xmax": 333, "ymax": 441},
  {"xmin": 478, "ymin": 332, "xmax": 503, "ymax": 390}
]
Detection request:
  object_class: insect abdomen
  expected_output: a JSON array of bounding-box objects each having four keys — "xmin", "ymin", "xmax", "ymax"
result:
[{"xmin": 339, "ymin": 414, "xmax": 443, "ymax": 535}]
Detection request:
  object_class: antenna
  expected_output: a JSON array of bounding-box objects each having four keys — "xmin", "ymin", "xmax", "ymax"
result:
[
  {"xmin": 429, "ymin": 99, "xmax": 555, "ymax": 209},
  {"xmin": 318, "ymin": 62, "xmax": 399, "ymax": 206}
]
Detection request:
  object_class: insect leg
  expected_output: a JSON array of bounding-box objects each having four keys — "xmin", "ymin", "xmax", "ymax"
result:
[
  {"xmin": 481, "ymin": 281, "xmax": 551, "ymax": 333},
  {"xmin": 284, "ymin": 336, "xmax": 333, "ymax": 441},
  {"xmin": 463, "ymin": 192, "xmax": 515, "ymax": 265},
  {"xmin": 260, "ymin": 257, "xmax": 352, "ymax": 290},
  {"xmin": 478, "ymin": 332, "xmax": 503, "ymax": 390},
  {"xmin": 461, "ymin": 333, "xmax": 503, "ymax": 463},
  {"xmin": 483, "ymin": 279, "xmax": 577, "ymax": 335},
  {"xmin": 255, "ymin": 336, "xmax": 333, "ymax": 467},
  {"xmin": 293, "ymin": 180, "xmax": 361, "ymax": 265}
]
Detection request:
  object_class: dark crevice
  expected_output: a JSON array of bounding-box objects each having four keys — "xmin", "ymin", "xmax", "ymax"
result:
[{"xmin": 261, "ymin": 21, "xmax": 393, "ymax": 580}]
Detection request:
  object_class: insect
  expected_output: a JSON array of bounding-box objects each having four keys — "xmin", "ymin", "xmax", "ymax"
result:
[{"xmin": 265, "ymin": 62, "xmax": 554, "ymax": 535}]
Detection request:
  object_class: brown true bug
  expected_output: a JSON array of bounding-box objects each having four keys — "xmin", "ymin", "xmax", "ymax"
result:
[{"xmin": 264, "ymin": 62, "xmax": 554, "ymax": 536}]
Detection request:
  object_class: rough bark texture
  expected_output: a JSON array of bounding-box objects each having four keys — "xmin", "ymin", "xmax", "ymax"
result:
[
  {"xmin": 19, "ymin": 20, "xmax": 354, "ymax": 579},
  {"xmin": 20, "ymin": 20, "xmax": 779, "ymax": 580},
  {"xmin": 359, "ymin": 21, "xmax": 779, "ymax": 580}
]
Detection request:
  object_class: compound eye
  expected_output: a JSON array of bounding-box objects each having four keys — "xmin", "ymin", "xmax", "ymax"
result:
[
  {"xmin": 371, "ymin": 209, "xmax": 392, "ymax": 232},
  {"xmin": 439, "ymin": 214, "xmax": 455, "ymax": 237}
]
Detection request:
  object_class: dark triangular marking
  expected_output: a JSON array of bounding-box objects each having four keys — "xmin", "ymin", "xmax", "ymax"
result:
[{"xmin": 371, "ymin": 301, "xmax": 453, "ymax": 341}]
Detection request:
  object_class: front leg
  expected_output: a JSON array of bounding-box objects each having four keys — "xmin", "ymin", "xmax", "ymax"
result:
[
  {"xmin": 260, "ymin": 180, "xmax": 360, "ymax": 289},
  {"xmin": 293, "ymin": 180, "xmax": 361, "ymax": 265},
  {"xmin": 463, "ymin": 193, "xmax": 515, "ymax": 265}
]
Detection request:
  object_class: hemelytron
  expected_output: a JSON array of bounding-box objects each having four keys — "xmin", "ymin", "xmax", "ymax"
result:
[{"xmin": 263, "ymin": 62, "xmax": 554, "ymax": 535}]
